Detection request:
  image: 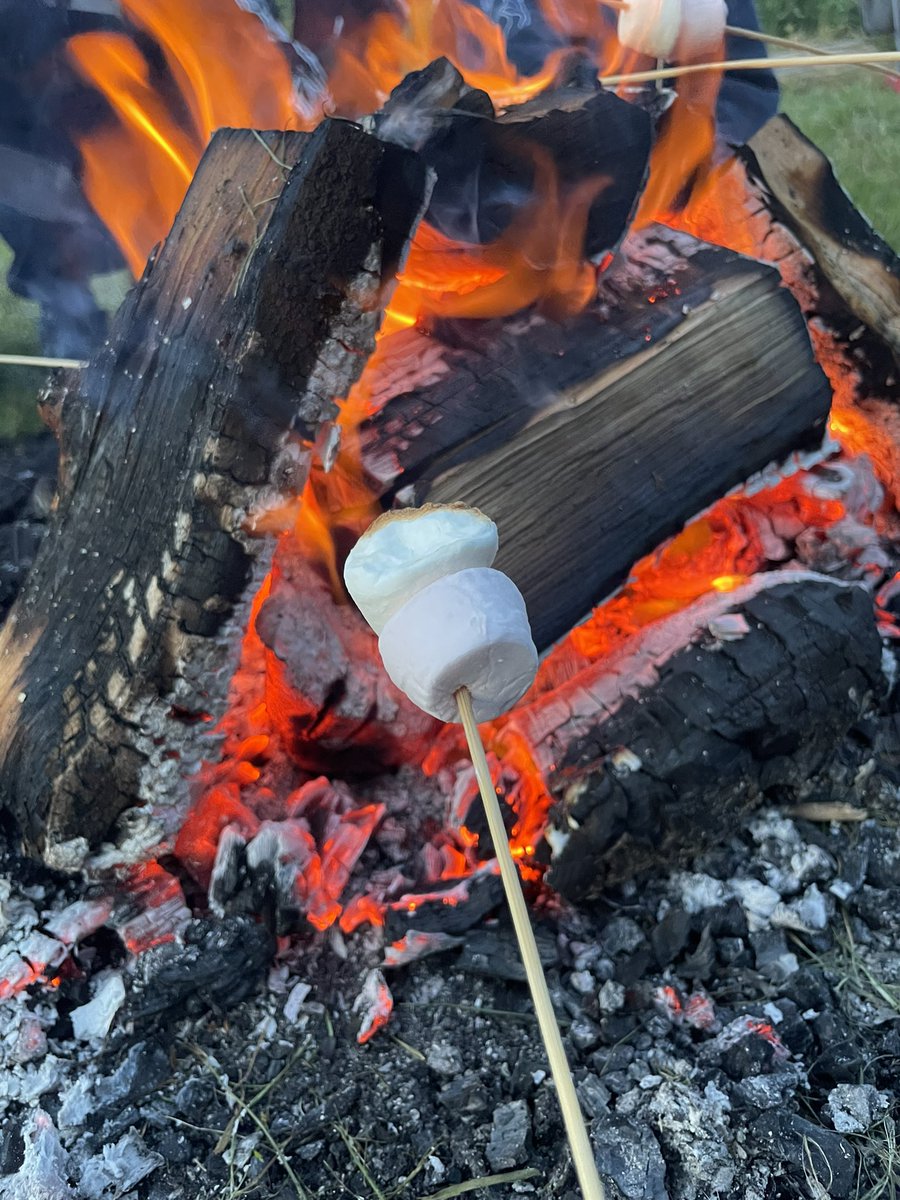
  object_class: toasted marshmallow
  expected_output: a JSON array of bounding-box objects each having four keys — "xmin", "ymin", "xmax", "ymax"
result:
[
  {"xmin": 378, "ymin": 568, "xmax": 538, "ymax": 723},
  {"xmin": 343, "ymin": 504, "xmax": 499, "ymax": 635},
  {"xmin": 618, "ymin": 0, "xmax": 682, "ymax": 60},
  {"xmin": 675, "ymin": 0, "xmax": 726, "ymax": 60}
]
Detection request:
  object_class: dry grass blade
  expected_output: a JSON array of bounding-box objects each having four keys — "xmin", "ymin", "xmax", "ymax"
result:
[
  {"xmin": 795, "ymin": 912, "xmax": 900, "ymax": 1017},
  {"xmin": 421, "ymin": 1167, "xmax": 542, "ymax": 1199},
  {"xmin": 855, "ymin": 1116, "xmax": 900, "ymax": 1200},
  {"xmin": 333, "ymin": 1119, "xmax": 388, "ymax": 1200},
  {"xmin": 783, "ymin": 802, "xmax": 868, "ymax": 822},
  {"xmin": 189, "ymin": 1042, "xmax": 311, "ymax": 1199},
  {"xmin": 0, "ymin": 353, "xmax": 87, "ymax": 369}
]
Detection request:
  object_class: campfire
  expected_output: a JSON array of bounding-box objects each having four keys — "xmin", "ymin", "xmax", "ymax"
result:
[{"xmin": 2, "ymin": 0, "xmax": 900, "ymax": 1196}]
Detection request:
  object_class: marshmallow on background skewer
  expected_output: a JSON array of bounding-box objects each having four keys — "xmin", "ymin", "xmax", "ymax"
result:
[
  {"xmin": 618, "ymin": 0, "xmax": 682, "ymax": 60},
  {"xmin": 343, "ymin": 503, "xmax": 498, "ymax": 635},
  {"xmin": 343, "ymin": 506, "xmax": 538, "ymax": 724},
  {"xmin": 379, "ymin": 567, "xmax": 538, "ymax": 723},
  {"xmin": 617, "ymin": 0, "xmax": 726, "ymax": 62},
  {"xmin": 675, "ymin": 0, "xmax": 727, "ymax": 60}
]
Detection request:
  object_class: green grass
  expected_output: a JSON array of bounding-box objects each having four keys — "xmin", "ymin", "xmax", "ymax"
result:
[
  {"xmin": 0, "ymin": 243, "xmax": 45, "ymax": 439},
  {"xmin": 757, "ymin": 0, "xmax": 859, "ymax": 36},
  {"xmin": 777, "ymin": 69, "xmax": 900, "ymax": 250}
]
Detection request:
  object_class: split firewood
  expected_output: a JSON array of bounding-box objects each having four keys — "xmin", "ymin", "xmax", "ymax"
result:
[
  {"xmin": 361, "ymin": 228, "xmax": 831, "ymax": 648},
  {"xmin": 375, "ymin": 57, "xmax": 652, "ymax": 257},
  {"xmin": 512, "ymin": 575, "xmax": 886, "ymax": 900},
  {"xmin": 0, "ymin": 120, "xmax": 429, "ymax": 866},
  {"xmin": 746, "ymin": 117, "xmax": 900, "ymax": 366}
]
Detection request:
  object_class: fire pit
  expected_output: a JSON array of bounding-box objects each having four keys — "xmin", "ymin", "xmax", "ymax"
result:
[{"xmin": 2, "ymin": 1, "xmax": 900, "ymax": 1197}]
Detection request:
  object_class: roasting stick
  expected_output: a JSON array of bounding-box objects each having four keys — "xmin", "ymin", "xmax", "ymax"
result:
[
  {"xmin": 0, "ymin": 353, "xmax": 88, "ymax": 370},
  {"xmin": 455, "ymin": 685, "xmax": 606, "ymax": 1200},
  {"xmin": 722, "ymin": 23, "xmax": 899, "ymax": 77},
  {"xmin": 599, "ymin": 0, "xmax": 898, "ymax": 76},
  {"xmin": 600, "ymin": 50, "xmax": 900, "ymax": 86},
  {"xmin": 343, "ymin": 505, "xmax": 605, "ymax": 1199}
]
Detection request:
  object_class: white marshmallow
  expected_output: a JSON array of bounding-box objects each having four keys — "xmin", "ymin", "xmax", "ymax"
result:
[
  {"xmin": 618, "ymin": 0, "xmax": 682, "ymax": 60},
  {"xmin": 675, "ymin": 0, "xmax": 727, "ymax": 60},
  {"xmin": 343, "ymin": 504, "xmax": 499, "ymax": 634},
  {"xmin": 378, "ymin": 568, "xmax": 538, "ymax": 723}
]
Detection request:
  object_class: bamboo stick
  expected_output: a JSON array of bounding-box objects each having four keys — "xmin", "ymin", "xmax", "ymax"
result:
[
  {"xmin": 725, "ymin": 25, "xmax": 899, "ymax": 78},
  {"xmin": 455, "ymin": 685, "xmax": 605, "ymax": 1200},
  {"xmin": 0, "ymin": 354, "xmax": 88, "ymax": 370},
  {"xmin": 597, "ymin": 0, "xmax": 898, "ymax": 76},
  {"xmin": 600, "ymin": 50, "xmax": 900, "ymax": 86}
]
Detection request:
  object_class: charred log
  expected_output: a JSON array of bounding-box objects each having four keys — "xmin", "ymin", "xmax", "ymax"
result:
[
  {"xmin": 362, "ymin": 229, "xmax": 832, "ymax": 648},
  {"xmin": 0, "ymin": 120, "xmax": 428, "ymax": 866},
  {"xmin": 746, "ymin": 116, "xmax": 900, "ymax": 367},
  {"xmin": 536, "ymin": 576, "xmax": 886, "ymax": 902},
  {"xmin": 376, "ymin": 59, "xmax": 652, "ymax": 255}
]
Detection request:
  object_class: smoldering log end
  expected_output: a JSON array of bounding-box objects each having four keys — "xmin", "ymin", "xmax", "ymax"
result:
[{"xmin": 546, "ymin": 580, "xmax": 886, "ymax": 902}]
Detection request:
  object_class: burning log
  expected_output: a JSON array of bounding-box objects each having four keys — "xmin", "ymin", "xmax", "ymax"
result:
[
  {"xmin": 362, "ymin": 227, "xmax": 831, "ymax": 647},
  {"xmin": 522, "ymin": 575, "xmax": 886, "ymax": 901},
  {"xmin": 0, "ymin": 119, "xmax": 429, "ymax": 867},
  {"xmin": 376, "ymin": 58, "xmax": 653, "ymax": 256},
  {"xmin": 746, "ymin": 116, "xmax": 900, "ymax": 366}
]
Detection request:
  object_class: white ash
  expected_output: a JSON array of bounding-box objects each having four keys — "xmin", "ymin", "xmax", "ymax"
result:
[
  {"xmin": 770, "ymin": 884, "xmax": 832, "ymax": 934},
  {"xmin": 647, "ymin": 1081, "xmax": 736, "ymax": 1199},
  {"xmin": 69, "ymin": 972, "xmax": 125, "ymax": 1042},
  {"xmin": 0, "ymin": 1110, "xmax": 72, "ymax": 1200},
  {"xmin": 670, "ymin": 872, "xmax": 729, "ymax": 914},
  {"xmin": 707, "ymin": 612, "xmax": 750, "ymax": 642},
  {"xmin": 283, "ymin": 979, "xmax": 312, "ymax": 1023},
  {"xmin": 825, "ymin": 1084, "xmax": 891, "ymax": 1134},
  {"xmin": 78, "ymin": 1131, "xmax": 163, "ymax": 1199},
  {"xmin": 598, "ymin": 980, "xmax": 627, "ymax": 1014},
  {"xmin": 728, "ymin": 879, "xmax": 782, "ymax": 929}
]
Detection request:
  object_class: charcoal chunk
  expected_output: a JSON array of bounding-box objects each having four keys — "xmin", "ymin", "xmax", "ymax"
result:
[
  {"xmin": 651, "ymin": 908, "xmax": 691, "ymax": 967},
  {"xmin": 132, "ymin": 915, "xmax": 275, "ymax": 1018},
  {"xmin": 95, "ymin": 1041, "xmax": 170, "ymax": 1115},
  {"xmin": 751, "ymin": 1112, "xmax": 856, "ymax": 1198},
  {"xmin": 486, "ymin": 1100, "xmax": 531, "ymax": 1171},
  {"xmin": 592, "ymin": 1112, "xmax": 668, "ymax": 1200}
]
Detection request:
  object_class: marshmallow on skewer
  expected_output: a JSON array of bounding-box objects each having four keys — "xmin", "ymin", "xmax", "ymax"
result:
[
  {"xmin": 343, "ymin": 506, "xmax": 538, "ymax": 724},
  {"xmin": 617, "ymin": 0, "xmax": 726, "ymax": 61},
  {"xmin": 675, "ymin": 0, "xmax": 727, "ymax": 60},
  {"xmin": 617, "ymin": 0, "xmax": 682, "ymax": 60},
  {"xmin": 379, "ymin": 567, "xmax": 538, "ymax": 723},
  {"xmin": 343, "ymin": 503, "xmax": 498, "ymax": 635}
]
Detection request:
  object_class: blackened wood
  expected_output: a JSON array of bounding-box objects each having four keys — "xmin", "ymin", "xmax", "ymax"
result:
[
  {"xmin": 0, "ymin": 120, "xmax": 428, "ymax": 867},
  {"xmin": 376, "ymin": 60, "xmax": 652, "ymax": 256},
  {"xmin": 746, "ymin": 116, "xmax": 900, "ymax": 365},
  {"xmin": 538, "ymin": 577, "xmax": 885, "ymax": 902},
  {"xmin": 362, "ymin": 229, "xmax": 832, "ymax": 648}
]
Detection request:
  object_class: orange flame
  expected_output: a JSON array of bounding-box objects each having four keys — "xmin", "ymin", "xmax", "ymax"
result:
[
  {"xmin": 327, "ymin": 0, "xmax": 568, "ymax": 117},
  {"xmin": 386, "ymin": 153, "xmax": 604, "ymax": 332},
  {"xmin": 68, "ymin": 0, "xmax": 301, "ymax": 275}
]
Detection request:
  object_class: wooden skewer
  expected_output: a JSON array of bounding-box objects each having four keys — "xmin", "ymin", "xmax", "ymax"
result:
[
  {"xmin": 0, "ymin": 353, "xmax": 88, "ymax": 370},
  {"xmin": 599, "ymin": 0, "xmax": 898, "ymax": 76},
  {"xmin": 723, "ymin": 25, "xmax": 898, "ymax": 77},
  {"xmin": 600, "ymin": 50, "xmax": 900, "ymax": 86},
  {"xmin": 455, "ymin": 685, "xmax": 606, "ymax": 1200}
]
